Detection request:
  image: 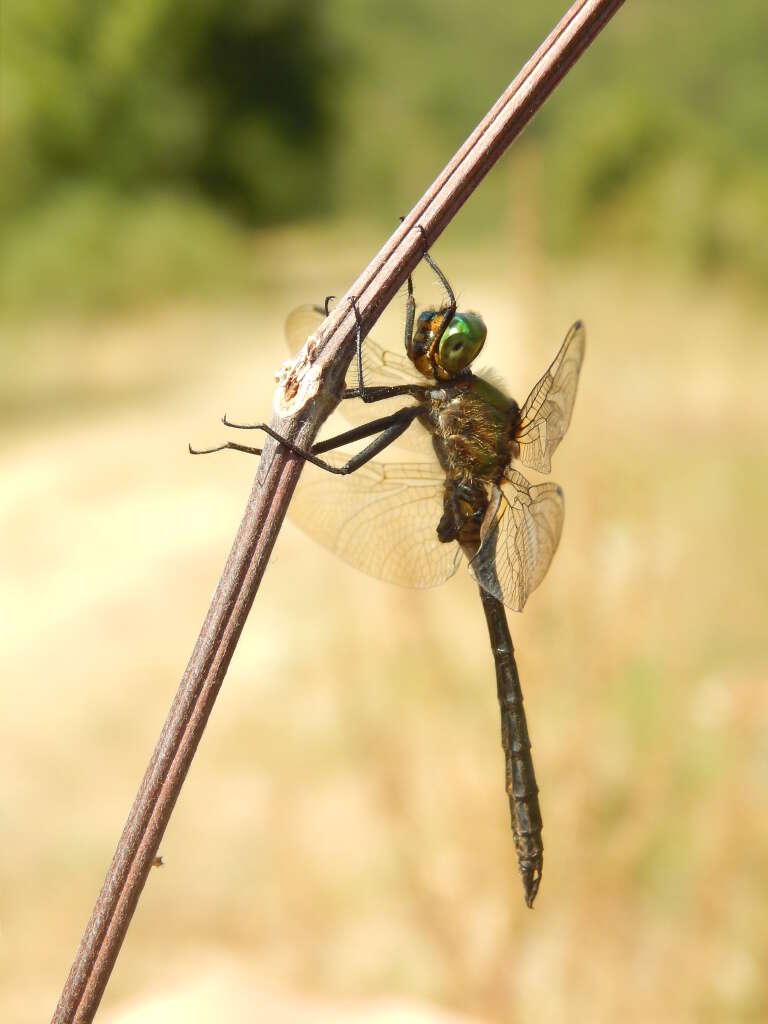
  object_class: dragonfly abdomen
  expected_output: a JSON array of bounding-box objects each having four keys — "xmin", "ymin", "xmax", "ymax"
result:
[{"xmin": 478, "ymin": 586, "xmax": 544, "ymax": 908}]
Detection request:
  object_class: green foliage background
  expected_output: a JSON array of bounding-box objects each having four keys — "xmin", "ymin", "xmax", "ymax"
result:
[{"xmin": 3, "ymin": 1, "xmax": 768, "ymax": 314}]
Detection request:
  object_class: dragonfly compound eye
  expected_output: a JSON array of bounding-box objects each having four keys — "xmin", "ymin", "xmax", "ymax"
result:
[{"xmin": 437, "ymin": 313, "xmax": 487, "ymax": 375}]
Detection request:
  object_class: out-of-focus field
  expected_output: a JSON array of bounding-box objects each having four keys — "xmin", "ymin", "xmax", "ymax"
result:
[{"xmin": 2, "ymin": 231, "xmax": 767, "ymax": 1022}]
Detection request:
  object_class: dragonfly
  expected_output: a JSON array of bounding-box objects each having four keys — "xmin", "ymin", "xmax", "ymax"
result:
[{"xmin": 192, "ymin": 252, "xmax": 585, "ymax": 907}]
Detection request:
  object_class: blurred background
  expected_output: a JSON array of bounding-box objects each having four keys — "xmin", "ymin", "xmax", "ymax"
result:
[{"xmin": 2, "ymin": 2, "xmax": 768, "ymax": 1021}]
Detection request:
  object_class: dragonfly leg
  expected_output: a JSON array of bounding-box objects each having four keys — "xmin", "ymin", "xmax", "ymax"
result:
[
  {"xmin": 258, "ymin": 405, "xmax": 421, "ymax": 473},
  {"xmin": 189, "ymin": 441, "xmax": 263, "ymax": 457},
  {"xmin": 221, "ymin": 409, "xmax": 419, "ymax": 453},
  {"xmin": 191, "ymin": 405, "xmax": 421, "ymax": 475},
  {"xmin": 341, "ymin": 382, "xmax": 429, "ymax": 404},
  {"xmin": 398, "ymin": 216, "xmax": 418, "ymax": 357},
  {"xmin": 346, "ymin": 294, "xmax": 370, "ymax": 403},
  {"xmin": 315, "ymin": 292, "xmax": 374, "ymax": 405},
  {"xmin": 334, "ymin": 293, "xmax": 385, "ymax": 405},
  {"xmin": 220, "ymin": 414, "xmax": 262, "ymax": 430},
  {"xmin": 413, "ymin": 225, "xmax": 456, "ymax": 342},
  {"xmin": 306, "ymin": 407, "xmax": 422, "ymax": 455},
  {"xmin": 404, "ymin": 256, "xmax": 416, "ymax": 361}
]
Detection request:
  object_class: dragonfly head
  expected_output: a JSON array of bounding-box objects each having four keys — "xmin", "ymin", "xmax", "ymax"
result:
[{"xmin": 408, "ymin": 309, "xmax": 487, "ymax": 379}]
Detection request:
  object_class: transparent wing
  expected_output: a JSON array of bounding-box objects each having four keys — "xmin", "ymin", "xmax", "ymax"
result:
[
  {"xmin": 284, "ymin": 305, "xmax": 328, "ymax": 356},
  {"xmin": 286, "ymin": 304, "xmax": 426, "ymax": 390},
  {"xmin": 285, "ymin": 304, "xmax": 433, "ymax": 453},
  {"xmin": 289, "ymin": 453, "xmax": 462, "ymax": 589},
  {"xmin": 517, "ymin": 321, "xmax": 585, "ymax": 474},
  {"xmin": 468, "ymin": 470, "xmax": 565, "ymax": 612}
]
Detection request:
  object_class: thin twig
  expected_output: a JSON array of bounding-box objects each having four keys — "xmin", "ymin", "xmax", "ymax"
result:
[{"xmin": 51, "ymin": 2, "xmax": 626, "ymax": 1020}]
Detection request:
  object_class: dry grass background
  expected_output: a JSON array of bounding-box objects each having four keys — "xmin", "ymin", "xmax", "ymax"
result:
[{"xmin": 2, "ymin": 234, "xmax": 767, "ymax": 1022}]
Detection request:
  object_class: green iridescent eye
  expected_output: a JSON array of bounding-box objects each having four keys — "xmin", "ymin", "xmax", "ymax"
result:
[{"xmin": 437, "ymin": 313, "xmax": 487, "ymax": 374}]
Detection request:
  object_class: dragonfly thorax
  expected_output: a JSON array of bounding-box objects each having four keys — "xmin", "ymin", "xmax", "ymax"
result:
[
  {"xmin": 426, "ymin": 376, "xmax": 520, "ymax": 488},
  {"xmin": 407, "ymin": 309, "xmax": 487, "ymax": 380}
]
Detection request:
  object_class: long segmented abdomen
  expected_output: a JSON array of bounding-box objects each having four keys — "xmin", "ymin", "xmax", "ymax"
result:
[{"xmin": 478, "ymin": 586, "xmax": 543, "ymax": 907}]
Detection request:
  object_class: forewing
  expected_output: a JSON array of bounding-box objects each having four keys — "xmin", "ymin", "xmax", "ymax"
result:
[
  {"xmin": 468, "ymin": 471, "xmax": 565, "ymax": 611},
  {"xmin": 286, "ymin": 304, "xmax": 426, "ymax": 390},
  {"xmin": 285, "ymin": 304, "xmax": 328, "ymax": 354},
  {"xmin": 285, "ymin": 304, "xmax": 432, "ymax": 453},
  {"xmin": 289, "ymin": 454, "xmax": 462, "ymax": 589},
  {"xmin": 517, "ymin": 321, "xmax": 585, "ymax": 474}
]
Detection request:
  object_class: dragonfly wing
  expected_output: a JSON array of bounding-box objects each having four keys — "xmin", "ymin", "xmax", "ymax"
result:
[
  {"xmin": 285, "ymin": 305, "xmax": 433, "ymax": 454},
  {"xmin": 285, "ymin": 304, "xmax": 327, "ymax": 354},
  {"xmin": 286, "ymin": 304, "xmax": 426, "ymax": 389},
  {"xmin": 517, "ymin": 321, "xmax": 585, "ymax": 474},
  {"xmin": 468, "ymin": 471, "xmax": 565, "ymax": 612},
  {"xmin": 289, "ymin": 454, "xmax": 462, "ymax": 589}
]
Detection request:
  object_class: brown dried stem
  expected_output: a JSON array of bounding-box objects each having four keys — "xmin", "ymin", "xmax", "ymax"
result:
[{"xmin": 51, "ymin": 2, "xmax": 626, "ymax": 1020}]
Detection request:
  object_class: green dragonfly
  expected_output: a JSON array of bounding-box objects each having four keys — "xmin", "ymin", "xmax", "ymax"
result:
[{"xmin": 193, "ymin": 253, "xmax": 585, "ymax": 907}]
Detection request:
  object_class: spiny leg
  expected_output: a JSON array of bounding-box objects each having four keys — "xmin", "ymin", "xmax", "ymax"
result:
[
  {"xmin": 349, "ymin": 294, "xmax": 369, "ymax": 402},
  {"xmin": 413, "ymin": 224, "xmax": 456, "ymax": 342},
  {"xmin": 190, "ymin": 404, "xmax": 421, "ymax": 476},
  {"xmin": 221, "ymin": 409, "xmax": 420, "ymax": 453},
  {"xmin": 256, "ymin": 407, "xmax": 421, "ymax": 473},
  {"xmin": 317, "ymin": 291, "xmax": 372, "ymax": 404},
  {"xmin": 399, "ymin": 216, "xmax": 417, "ymax": 357},
  {"xmin": 332, "ymin": 293, "xmax": 374, "ymax": 404},
  {"xmin": 342, "ymin": 380, "xmax": 429, "ymax": 404},
  {"xmin": 404, "ymin": 255, "xmax": 416, "ymax": 358},
  {"xmin": 189, "ymin": 441, "xmax": 263, "ymax": 457}
]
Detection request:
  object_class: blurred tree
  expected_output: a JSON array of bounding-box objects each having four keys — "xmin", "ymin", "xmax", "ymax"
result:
[
  {"xmin": 2, "ymin": 0, "xmax": 337, "ymax": 222},
  {"xmin": 3, "ymin": 0, "xmax": 768, "ymax": 313}
]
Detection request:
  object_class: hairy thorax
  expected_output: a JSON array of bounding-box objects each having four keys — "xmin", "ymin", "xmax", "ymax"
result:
[{"xmin": 422, "ymin": 374, "xmax": 520, "ymax": 485}]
